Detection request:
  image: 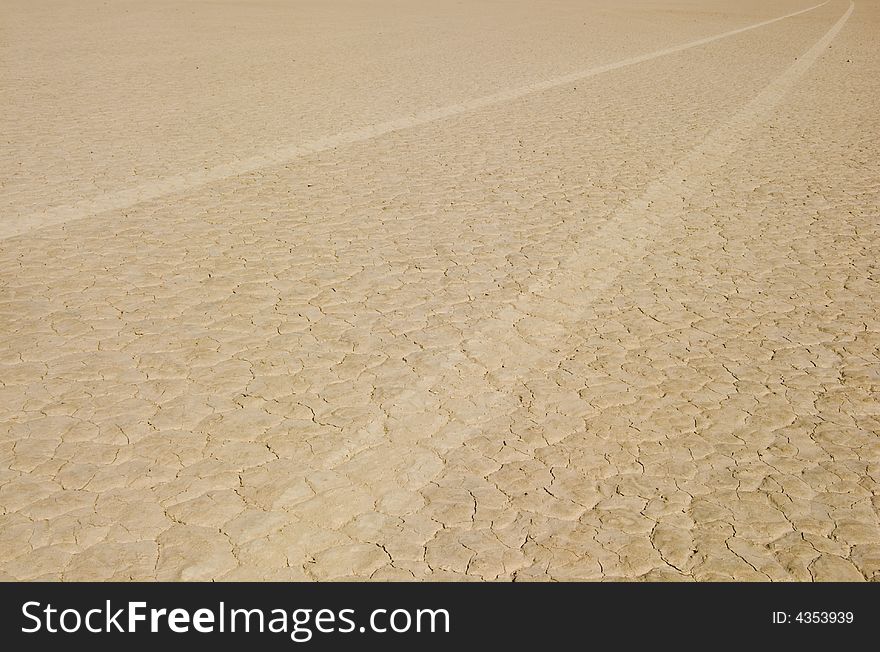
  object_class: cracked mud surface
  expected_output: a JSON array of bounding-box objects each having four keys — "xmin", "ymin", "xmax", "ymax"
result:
[{"xmin": 1, "ymin": 0, "xmax": 878, "ymax": 581}]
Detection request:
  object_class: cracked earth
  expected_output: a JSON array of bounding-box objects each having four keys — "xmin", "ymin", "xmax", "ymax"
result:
[{"xmin": 1, "ymin": 0, "xmax": 878, "ymax": 581}]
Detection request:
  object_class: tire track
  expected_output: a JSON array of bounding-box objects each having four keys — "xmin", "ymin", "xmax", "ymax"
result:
[
  {"xmin": 392, "ymin": 0, "xmax": 856, "ymax": 577},
  {"xmin": 2, "ymin": 1, "xmax": 828, "ymax": 239}
]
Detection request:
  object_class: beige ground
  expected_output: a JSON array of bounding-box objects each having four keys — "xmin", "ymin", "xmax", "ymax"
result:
[{"xmin": 1, "ymin": 0, "xmax": 878, "ymax": 581}]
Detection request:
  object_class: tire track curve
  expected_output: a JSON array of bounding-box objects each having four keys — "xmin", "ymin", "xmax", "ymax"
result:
[{"xmin": 2, "ymin": 1, "xmax": 828, "ymax": 239}]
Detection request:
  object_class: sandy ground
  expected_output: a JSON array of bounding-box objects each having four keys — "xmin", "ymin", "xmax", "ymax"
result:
[{"xmin": 1, "ymin": 0, "xmax": 878, "ymax": 581}]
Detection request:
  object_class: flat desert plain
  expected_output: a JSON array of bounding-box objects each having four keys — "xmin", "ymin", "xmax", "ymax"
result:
[{"xmin": 1, "ymin": 0, "xmax": 878, "ymax": 581}]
